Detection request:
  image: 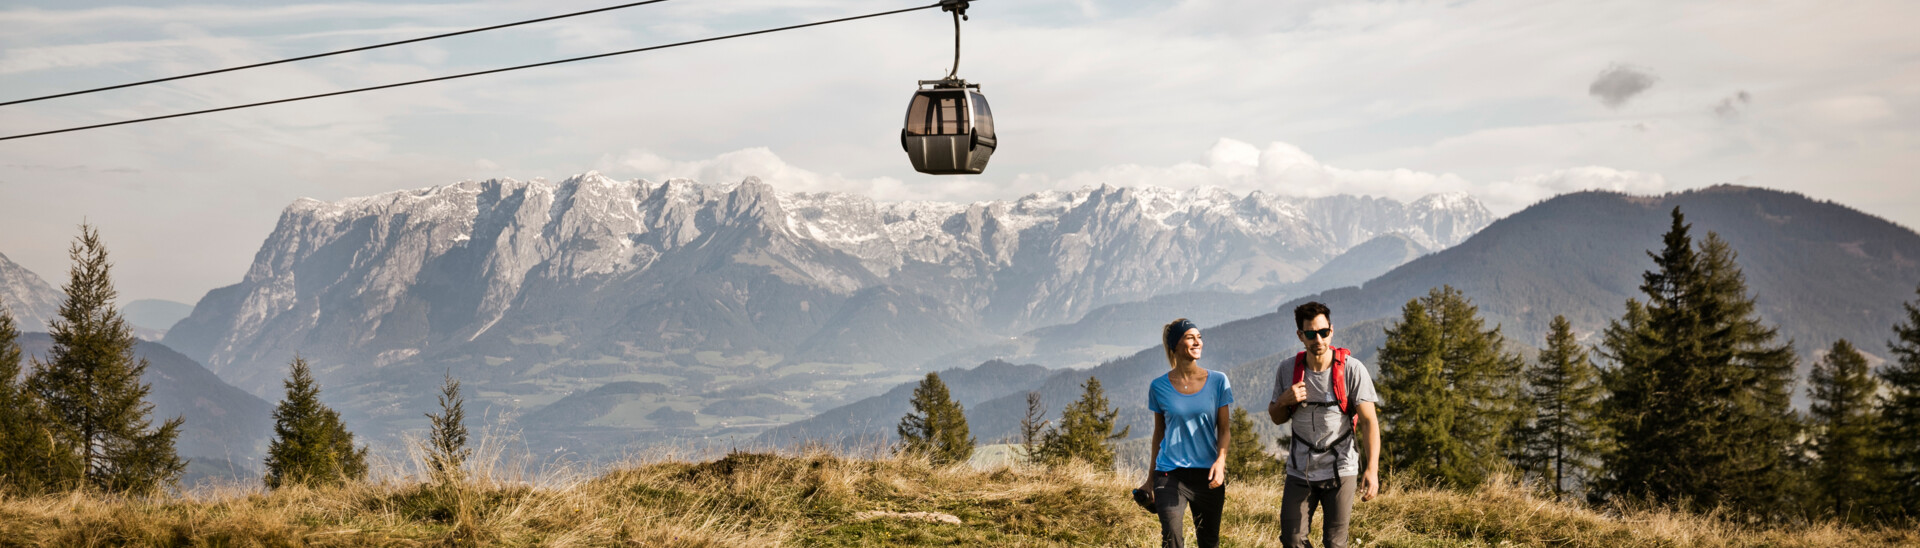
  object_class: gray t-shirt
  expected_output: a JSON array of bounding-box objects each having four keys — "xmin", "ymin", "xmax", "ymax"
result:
[{"xmin": 1270, "ymin": 354, "xmax": 1379, "ymax": 481}]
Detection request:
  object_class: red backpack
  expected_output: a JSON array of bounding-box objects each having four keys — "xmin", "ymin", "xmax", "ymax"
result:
[{"xmin": 1289, "ymin": 347, "xmax": 1358, "ymax": 432}]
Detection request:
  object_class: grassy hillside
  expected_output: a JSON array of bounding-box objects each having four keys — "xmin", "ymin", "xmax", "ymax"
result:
[{"xmin": 2, "ymin": 450, "xmax": 1910, "ymax": 547}]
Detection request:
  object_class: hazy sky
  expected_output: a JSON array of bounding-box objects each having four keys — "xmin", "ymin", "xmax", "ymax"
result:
[{"xmin": 2, "ymin": 0, "xmax": 1915, "ymax": 305}]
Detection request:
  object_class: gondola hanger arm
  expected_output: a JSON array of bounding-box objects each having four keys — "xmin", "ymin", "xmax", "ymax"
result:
[{"xmin": 941, "ymin": 0, "xmax": 968, "ymax": 79}]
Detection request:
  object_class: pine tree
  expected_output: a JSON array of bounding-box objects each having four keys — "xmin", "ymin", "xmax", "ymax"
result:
[
  {"xmin": 1880, "ymin": 287, "xmax": 1920, "ymax": 518},
  {"xmin": 264, "ymin": 356, "xmax": 369, "ymax": 489},
  {"xmin": 0, "ymin": 308, "xmax": 78, "ymax": 494},
  {"xmin": 1599, "ymin": 209, "xmax": 1802, "ymax": 515},
  {"xmin": 1806, "ymin": 340, "xmax": 1884, "ymax": 520},
  {"xmin": 1515, "ymin": 315, "xmax": 1607, "ymax": 499},
  {"xmin": 1018, "ymin": 391, "xmax": 1048, "ymax": 463},
  {"xmin": 1034, "ymin": 376, "xmax": 1130, "ymax": 469},
  {"xmin": 425, "ymin": 371, "xmax": 469, "ymax": 485},
  {"xmin": 1227, "ymin": 406, "xmax": 1281, "ymax": 478},
  {"xmin": 26, "ymin": 225, "xmax": 184, "ymax": 494},
  {"xmin": 1376, "ymin": 297, "xmax": 1457, "ymax": 482},
  {"xmin": 1376, "ymin": 286, "xmax": 1526, "ymax": 488},
  {"xmin": 896, "ymin": 372, "xmax": 974, "ymax": 466}
]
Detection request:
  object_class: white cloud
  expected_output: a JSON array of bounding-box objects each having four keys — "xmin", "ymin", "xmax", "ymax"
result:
[
  {"xmin": 1028, "ymin": 138, "xmax": 1670, "ymax": 214},
  {"xmin": 597, "ymin": 147, "xmax": 925, "ymax": 201},
  {"xmin": 614, "ymin": 140, "xmax": 1671, "ymax": 216}
]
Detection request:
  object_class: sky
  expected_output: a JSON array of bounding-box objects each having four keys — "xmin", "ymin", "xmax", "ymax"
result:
[{"xmin": 1, "ymin": 0, "xmax": 1916, "ymax": 305}]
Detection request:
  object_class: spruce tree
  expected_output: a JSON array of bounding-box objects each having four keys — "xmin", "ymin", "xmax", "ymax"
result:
[
  {"xmin": 1227, "ymin": 406, "xmax": 1281, "ymax": 478},
  {"xmin": 1018, "ymin": 391, "xmax": 1048, "ymax": 463},
  {"xmin": 26, "ymin": 225, "xmax": 184, "ymax": 494},
  {"xmin": 1806, "ymin": 339, "xmax": 1884, "ymax": 520},
  {"xmin": 1880, "ymin": 287, "xmax": 1920, "ymax": 518},
  {"xmin": 1034, "ymin": 376, "xmax": 1129, "ymax": 469},
  {"xmin": 1376, "ymin": 286, "xmax": 1526, "ymax": 488},
  {"xmin": 0, "ymin": 308, "xmax": 78, "ymax": 494},
  {"xmin": 265, "ymin": 356, "xmax": 369, "ymax": 489},
  {"xmin": 1599, "ymin": 209, "xmax": 1802, "ymax": 515},
  {"xmin": 1516, "ymin": 315, "xmax": 1607, "ymax": 499},
  {"xmin": 425, "ymin": 371, "xmax": 469, "ymax": 485},
  {"xmin": 896, "ymin": 372, "xmax": 974, "ymax": 466},
  {"xmin": 1375, "ymin": 297, "xmax": 1457, "ymax": 482}
]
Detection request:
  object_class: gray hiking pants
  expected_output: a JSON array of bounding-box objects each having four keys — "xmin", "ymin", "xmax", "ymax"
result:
[
  {"xmin": 1279, "ymin": 474, "xmax": 1355, "ymax": 548},
  {"xmin": 1154, "ymin": 468, "xmax": 1225, "ymax": 548}
]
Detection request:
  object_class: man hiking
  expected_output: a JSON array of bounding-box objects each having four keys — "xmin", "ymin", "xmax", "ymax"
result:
[{"xmin": 1268, "ymin": 301, "xmax": 1380, "ymax": 548}]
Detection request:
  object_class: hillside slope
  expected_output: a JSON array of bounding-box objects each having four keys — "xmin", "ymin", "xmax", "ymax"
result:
[
  {"xmin": 14, "ymin": 334, "xmax": 274, "ymax": 470},
  {"xmin": 0, "ymin": 452, "xmax": 1908, "ymax": 546}
]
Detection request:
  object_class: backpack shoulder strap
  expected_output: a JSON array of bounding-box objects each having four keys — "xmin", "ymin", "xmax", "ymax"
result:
[
  {"xmin": 1287, "ymin": 352, "xmax": 1307, "ymax": 409},
  {"xmin": 1331, "ymin": 347, "xmax": 1352, "ymax": 415},
  {"xmin": 1290, "ymin": 352, "xmax": 1308, "ymax": 385}
]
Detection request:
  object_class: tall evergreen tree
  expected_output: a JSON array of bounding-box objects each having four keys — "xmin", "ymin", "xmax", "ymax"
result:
[
  {"xmin": 425, "ymin": 371, "xmax": 469, "ymax": 485},
  {"xmin": 264, "ymin": 356, "xmax": 369, "ymax": 489},
  {"xmin": 1806, "ymin": 339, "xmax": 1884, "ymax": 520},
  {"xmin": 1515, "ymin": 315, "xmax": 1607, "ymax": 499},
  {"xmin": 1376, "ymin": 297, "xmax": 1457, "ymax": 482},
  {"xmin": 26, "ymin": 225, "xmax": 184, "ymax": 494},
  {"xmin": 0, "ymin": 309, "xmax": 78, "ymax": 494},
  {"xmin": 1598, "ymin": 209, "xmax": 1802, "ymax": 515},
  {"xmin": 896, "ymin": 372, "xmax": 974, "ymax": 466},
  {"xmin": 1034, "ymin": 376, "xmax": 1129, "ymax": 469},
  {"xmin": 1376, "ymin": 285, "xmax": 1526, "ymax": 488},
  {"xmin": 1227, "ymin": 406, "xmax": 1282, "ymax": 478},
  {"xmin": 1880, "ymin": 287, "xmax": 1920, "ymax": 518}
]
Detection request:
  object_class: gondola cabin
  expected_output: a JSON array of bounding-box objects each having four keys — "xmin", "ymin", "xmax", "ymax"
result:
[{"xmin": 901, "ymin": 79, "xmax": 995, "ymax": 175}]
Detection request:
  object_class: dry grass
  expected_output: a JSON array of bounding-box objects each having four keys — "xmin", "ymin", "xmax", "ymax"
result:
[{"xmin": 0, "ymin": 444, "xmax": 1912, "ymax": 547}]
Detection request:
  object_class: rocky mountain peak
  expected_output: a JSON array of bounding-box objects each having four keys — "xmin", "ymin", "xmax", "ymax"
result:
[
  {"xmin": 0, "ymin": 252, "xmax": 62, "ymax": 333},
  {"xmin": 165, "ymin": 173, "xmax": 1497, "ymax": 396}
]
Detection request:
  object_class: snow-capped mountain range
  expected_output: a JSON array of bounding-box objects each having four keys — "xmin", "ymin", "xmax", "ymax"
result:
[{"xmin": 162, "ymin": 173, "xmax": 1492, "ymax": 397}]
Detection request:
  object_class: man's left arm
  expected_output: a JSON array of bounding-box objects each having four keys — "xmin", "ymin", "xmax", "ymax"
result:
[{"xmin": 1357, "ymin": 401, "xmax": 1380, "ymax": 502}]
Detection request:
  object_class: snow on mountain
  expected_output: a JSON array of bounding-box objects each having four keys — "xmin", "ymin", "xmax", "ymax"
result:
[
  {"xmin": 0, "ymin": 252, "xmax": 62, "ymax": 333},
  {"xmin": 165, "ymin": 173, "xmax": 1495, "ymax": 395}
]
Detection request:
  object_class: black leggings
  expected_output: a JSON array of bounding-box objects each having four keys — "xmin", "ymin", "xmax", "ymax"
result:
[{"xmin": 1153, "ymin": 468, "xmax": 1226, "ymax": 548}]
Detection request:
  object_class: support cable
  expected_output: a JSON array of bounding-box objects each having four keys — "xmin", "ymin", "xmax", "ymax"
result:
[
  {"xmin": 0, "ymin": 3, "xmax": 943, "ymax": 142},
  {"xmin": 1, "ymin": 0, "xmax": 681, "ymax": 107}
]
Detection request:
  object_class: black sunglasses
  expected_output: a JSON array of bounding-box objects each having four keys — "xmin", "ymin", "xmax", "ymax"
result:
[{"xmin": 1298, "ymin": 328, "xmax": 1332, "ymax": 339}]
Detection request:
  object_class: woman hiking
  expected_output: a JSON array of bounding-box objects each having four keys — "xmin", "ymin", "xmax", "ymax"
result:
[{"xmin": 1139, "ymin": 318, "xmax": 1234, "ymax": 548}]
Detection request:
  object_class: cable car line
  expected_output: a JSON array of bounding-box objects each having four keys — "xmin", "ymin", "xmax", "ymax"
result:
[
  {"xmin": 0, "ymin": 2, "xmax": 945, "ymax": 143},
  {"xmin": 0, "ymin": 0, "xmax": 681, "ymax": 108}
]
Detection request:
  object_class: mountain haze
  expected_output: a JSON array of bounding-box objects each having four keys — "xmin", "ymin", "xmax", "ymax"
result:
[
  {"xmin": 122, "ymin": 299, "xmax": 194, "ymax": 339},
  {"xmin": 774, "ymin": 185, "xmax": 1920, "ymax": 445}
]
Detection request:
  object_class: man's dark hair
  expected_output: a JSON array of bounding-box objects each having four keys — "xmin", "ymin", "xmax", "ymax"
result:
[{"xmin": 1293, "ymin": 301, "xmax": 1332, "ymax": 330}]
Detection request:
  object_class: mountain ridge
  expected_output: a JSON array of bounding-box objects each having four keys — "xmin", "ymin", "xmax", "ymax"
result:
[
  {"xmin": 0, "ymin": 252, "xmax": 62, "ymax": 333},
  {"xmin": 165, "ymin": 174, "xmax": 1492, "ymax": 397},
  {"xmin": 770, "ymin": 185, "xmax": 1920, "ymax": 446}
]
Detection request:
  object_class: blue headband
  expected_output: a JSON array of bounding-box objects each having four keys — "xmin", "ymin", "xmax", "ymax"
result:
[{"xmin": 1165, "ymin": 319, "xmax": 1199, "ymax": 350}]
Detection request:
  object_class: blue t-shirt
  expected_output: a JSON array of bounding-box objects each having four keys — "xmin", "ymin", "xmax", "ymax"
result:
[{"xmin": 1148, "ymin": 369, "xmax": 1235, "ymax": 472}]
